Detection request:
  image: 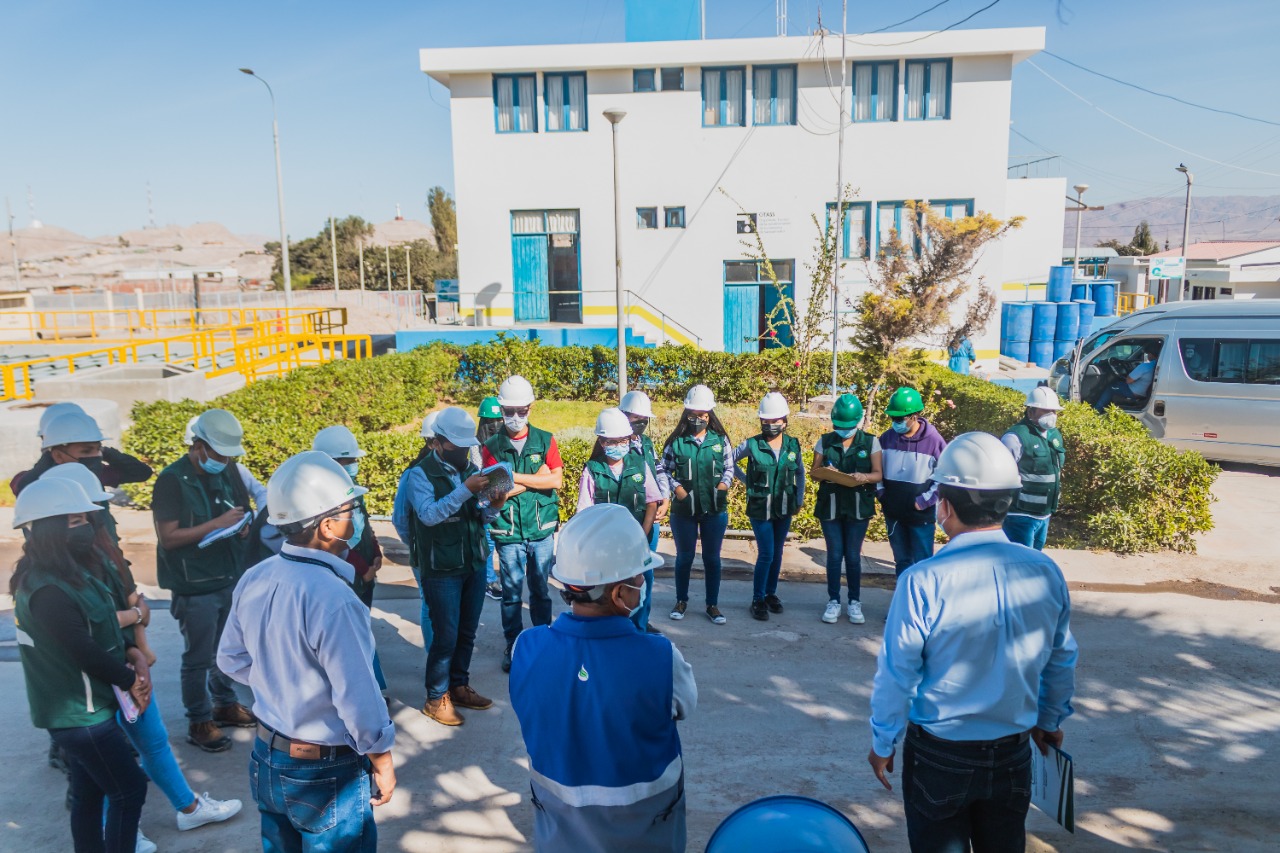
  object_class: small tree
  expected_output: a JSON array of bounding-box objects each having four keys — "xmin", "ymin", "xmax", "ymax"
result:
[
  {"xmin": 1097, "ymin": 220, "xmax": 1160, "ymax": 257},
  {"xmin": 427, "ymin": 187, "xmax": 457, "ymax": 255}
]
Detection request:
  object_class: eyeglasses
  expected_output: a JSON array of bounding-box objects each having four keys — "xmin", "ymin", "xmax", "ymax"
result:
[
  {"xmin": 891, "ymin": 416, "xmax": 916, "ymax": 424},
  {"xmin": 601, "ymin": 437, "xmax": 630, "ymax": 447},
  {"xmin": 501, "ymin": 406, "xmax": 531, "ymax": 417}
]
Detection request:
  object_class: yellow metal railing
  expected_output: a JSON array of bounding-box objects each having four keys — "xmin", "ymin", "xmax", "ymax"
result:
[
  {"xmin": 1117, "ymin": 292, "xmax": 1156, "ymax": 315},
  {"xmin": 0, "ymin": 306, "xmax": 345, "ymax": 343}
]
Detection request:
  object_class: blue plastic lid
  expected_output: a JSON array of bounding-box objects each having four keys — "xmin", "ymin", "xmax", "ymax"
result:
[{"xmin": 706, "ymin": 795, "xmax": 870, "ymax": 852}]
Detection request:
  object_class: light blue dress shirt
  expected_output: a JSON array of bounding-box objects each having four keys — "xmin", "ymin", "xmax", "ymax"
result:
[
  {"xmin": 869, "ymin": 528, "xmax": 1077, "ymax": 758},
  {"xmin": 392, "ymin": 453, "xmax": 500, "ymax": 544}
]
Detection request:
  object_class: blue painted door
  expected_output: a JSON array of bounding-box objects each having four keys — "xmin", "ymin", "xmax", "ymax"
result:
[
  {"xmin": 723, "ymin": 285, "xmax": 760, "ymax": 354},
  {"xmin": 762, "ymin": 282, "xmax": 796, "ymax": 348},
  {"xmin": 512, "ymin": 234, "xmax": 549, "ymax": 322}
]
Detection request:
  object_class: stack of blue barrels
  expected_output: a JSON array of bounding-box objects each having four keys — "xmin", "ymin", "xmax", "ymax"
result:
[{"xmin": 998, "ymin": 266, "xmax": 1119, "ymax": 367}]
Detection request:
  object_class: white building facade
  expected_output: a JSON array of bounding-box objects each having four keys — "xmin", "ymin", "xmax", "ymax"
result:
[{"xmin": 421, "ymin": 27, "xmax": 1064, "ymax": 355}]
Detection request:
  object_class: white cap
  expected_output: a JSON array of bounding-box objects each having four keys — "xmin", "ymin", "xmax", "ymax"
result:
[
  {"xmin": 13, "ymin": 478, "xmax": 103, "ymax": 528},
  {"xmin": 312, "ymin": 425, "xmax": 367, "ymax": 459},
  {"xmin": 420, "ymin": 410, "xmax": 441, "ymax": 439},
  {"xmin": 38, "ymin": 462, "xmax": 112, "ymax": 502},
  {"xmin": 619, "ymin": 390, "xmax": 654, "ymax": 419},
  {"xmin": 594, "ymin": 407, "xmax": 634, "ymax": 439},
  {"xmin": 434, "ymin": 406, "xmax": 479, "ymax": 447},
  {"xmin": 552, "ymin": 503, "xmax": 664, "ymax": 588},
  {"xmin": 41, "ymin": 411, "xmax": 105, "ymax": 449},
  {"xmin": 191, "ymin": 409, "xmax": 245, "ymax": 457},
  {"xmin": 497, "ymin": 375, "xmax": 536, "ymax": 407},
  {"xmin": 684, "ymin": 384, "xmax": 716, "ymax": 411},
  {"xmin": 183, "ymin": 415, "xmax": 199, "ymax": 446},
  {"xmin": 758, "ymin": 391, "xmax": 790, "ymax": 419},
  {"xmin": 931, "ymin": 432, "xmax": 1024, "ymax": 491},
  {"xmin": 267, "ymin": 450, "xmax": 368, "ymax": 529},
  {"xmin": 37, "ymin": 403, "xmax": 87, "ymax": 439},
  {"xmin": 1025, "ymin": 386, "xmax": 1063, "ymax": 411}
]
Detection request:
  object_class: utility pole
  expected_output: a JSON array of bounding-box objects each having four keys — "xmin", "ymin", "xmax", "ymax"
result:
[
  {"xmin": 604, "ymin": 108, "xmax": 628, "ymax": 397},
  {"xmin": 330, "ymin": 216, "xmax": 340, "ymax": 299},
  {"xmin": 830, "ymin": 0, "xmax": 848, "ymax": 397},
  {"xmin": 6, "ymin": 197, "xmax": 19, "ymax": 287},
  {"xmin": 358, "ymin": 239, "xmax": 365, "ymax": 292},
  {"xmin": 385, "ymin": 245, "xmax": 392, "ymax": 291},
  {"xmin": 1070, "ymin": 184, "xmax": 1089, "ymax": 279},
  {"xmin": 1175, "ymin": 163, "xmax": 1193, "ymax": 303},
  {"xmin": 405, "ymin": 245, "xmax": 411, "ymax": 289}
]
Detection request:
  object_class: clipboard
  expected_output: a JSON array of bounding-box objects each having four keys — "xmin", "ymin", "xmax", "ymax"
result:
[
  {"xmin": 1031, "ymin": 744, "xmax": 1075, "ymax": 833},
  {"xmin": 198, "ymin": 512, "xmax": 251, "ymax": 549}
]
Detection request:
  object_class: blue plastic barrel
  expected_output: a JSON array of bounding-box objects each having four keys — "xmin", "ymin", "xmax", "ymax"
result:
[
  {"xmin": 1030, "ymin": 340, "xmax": 1055, "ymax": 368},
  {"xmin": 1053, "ymin": 339, "xmax": 1076, "ymax": 360},
  {"xmin": 1074, "ymin": 299, "xmax": 1096, "ymax": 339},
  {"xmin": 1091, "ymin": 281, "xmax": 1117, "ymax": 317},
  {"xmin": 1070, "ymin": 283, "xmax": 1090, "ymax": 302},
  {"xmin": 999, "ymin": 302, "xmax": 1013, "ymax": 341},
  {"xmin": 1004, "ymin": 340, "xmax": 1030, "ymax": 362},
  {"xmin": 1054, "ymin": 301, "xmax": 1080, "ymax": 341},
  {"xmin": 1031, "ymin": 302, "xmax": 1058, "ymax": 342},
  {"xmin": 1047, "ymin": 266, "xmax": 1073, "ymax": 303},
  {"xmin": 707, "ymin": 796, "xmax": 870, "ymax": 853},
  {"xmin": 1005, "ymin": 302, "xmax": 1033, "ymax": 342}
]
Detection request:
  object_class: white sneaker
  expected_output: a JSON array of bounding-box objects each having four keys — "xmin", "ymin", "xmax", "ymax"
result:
[
  {"xmin": 822, "ymin": 600, "xmax": 841, "ymax": 624},
  {"xmin": 136, "ymin": 830, "xmax": 157, "ymax": 853},
  {"xmin": 848, "ymin": 601, "xmax": 865, "ymax": 624},
  {"xmin": 177, "ymin": 792, "xmax": 243, "ymax": 831}
]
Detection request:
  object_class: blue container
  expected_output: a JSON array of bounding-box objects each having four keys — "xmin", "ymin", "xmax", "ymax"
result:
[
  {"xmin": 1071, "ymin": 283, "xmax": 1090, "ymax": 302},
  {"xmin": 1030, "ymin": 340, "xmax": 1056, "ymax": 368},
  {"xmin": 1054, "ymin": 301, "xmax": 1080, "ymax": 341},
  {"xmin": 1003, "ymin": 339, "xmax": 1030, "ymax": 362},
  {"xmin": 1053, "ymin": 339, "xmax": 1076, "ymax": 360},
  {"xmin": 1074, "ymin": 299, "xmax": 1096, "ymax": 339},
  {"xmin": 999, "ymin": 302, "xmax": 1013, "ymax": 341},
  {"xmin": 1030, "ymin": 302, "xmax": 1058, "ymax": 342},
  {"xmin": 1091, "ymin": 281, "xmax": 1117, "ymax": 317},
  {"xmin": 707, "ymin": 796, "xmax": 870, "ymax": 853},
  {"xmin": 1004, "ymin": 302, "xmax": 1033, "ymax": 342},
  {"xmin": 1047, "ymin": 265, "xmax": 1074, "ymax": 303}
]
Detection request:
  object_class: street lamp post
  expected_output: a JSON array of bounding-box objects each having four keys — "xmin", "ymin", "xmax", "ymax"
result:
[
  {"xmin": 1070, "ymin": 183, "xmax": 1089, "ymax": 280},
  {"xmin": 239, "ymin": 68, "xmax": 292, "ymax": 309},
  {"xmin": 1174, "ymin": 164, "xmax": 1193, "ymax": 303},
  {"xmin": 604, "ymin": 108, "xmax": 628, "ymax": 398}
]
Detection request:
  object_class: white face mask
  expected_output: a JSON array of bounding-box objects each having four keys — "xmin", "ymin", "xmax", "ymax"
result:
[
  {"xmin": 503, "ymin": 414, "xmax": 528, "ymax": 433},
  {"xmin": 936, "ymin": 505, "xmax": 951, "ymax": 536},
  {"xmin": 1037, "ymin": 413, "xmax": 1058, "ymax": 430},
  {"xmin": 621, "ymin": 580, "xmax": 647, "ymax": 618}
]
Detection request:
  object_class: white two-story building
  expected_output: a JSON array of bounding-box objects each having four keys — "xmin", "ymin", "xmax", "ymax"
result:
[{"xmin": 420, "ymin": 25, "xmax": 1064, "ymax": 355}]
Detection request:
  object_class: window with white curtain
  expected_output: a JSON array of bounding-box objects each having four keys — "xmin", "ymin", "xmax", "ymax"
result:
[
  {"xmin": 702, "ymin": 67, "xmax": 746, "ymax": 127},
  {"xmin": 752, "ymin": 65, "xmax": 796, "ymax": 125},
  {"xmin": 927, "ymin": 199, "xmax": 973, "ymax": 222},
  {"xmin": 877, "ymin": 202, "xmax": 908, "ymax": 254},
  {"xmin": 545, "ymin": 72, "xmax": 587, "ymax": 131},
  {"xmin": 511, "ymin": 210, "xmax": 580, "ymax": 234},
  {"xmin": 827, "ymin": 202, "xmax": 872, "ymax": 258},
  {"xmin": 851, "ymin": 61, "xmax": 897, "ymax": 122},
  {"xmin": 545, "ymin": 210, "xmax": 579, "ymax": 233},
  {"xmin": 495, "ymin": 74, "xmax": 537, "ymax": 133},
  {"xmin": 905, "ymin": 59, "xmax": 951, "ymax": 120}
]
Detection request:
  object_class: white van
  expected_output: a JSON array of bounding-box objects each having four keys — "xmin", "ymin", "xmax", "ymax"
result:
[{"xmin": 1064, "ymin": 301, "xmax": 1280, "ymax": 465}]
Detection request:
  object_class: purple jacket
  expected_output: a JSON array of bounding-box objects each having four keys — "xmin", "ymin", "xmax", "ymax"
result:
[{"xmin": 877, "ymin": 417, "xmax": 948, "ymax": 523}]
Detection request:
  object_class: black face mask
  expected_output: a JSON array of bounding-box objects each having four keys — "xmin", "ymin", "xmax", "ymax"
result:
[
  {"xmin": 66, "ymin": 523, "xmax": 97, "ymax": 560},
  {"xmin": 629, "ymin": 419, "xmax": 648, "ymax": 436},
  {"xmin": 687, "ymin": 416, "xmax": 709, "ymax": 432},
  {"xmin": 439, "ymin": 447, "xmax": 470, "ymax": 471},
  {"xmin": 79, "ymin": 456, "xmax": 104, "ymax": 474},
  {"xmin": 761, "ymin": 421, "xmax": 786, "ymax": 438},
  {"xmin": 477, "ymin": 420, "xmax": 503, "ymax": 443}
]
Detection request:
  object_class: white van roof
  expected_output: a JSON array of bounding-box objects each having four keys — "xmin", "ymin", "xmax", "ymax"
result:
[{"xmin": 1095, "ymin": 299, "xmax": 1280, "ymax": 335}]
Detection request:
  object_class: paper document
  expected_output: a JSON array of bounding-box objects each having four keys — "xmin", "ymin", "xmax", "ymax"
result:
[
  {"xmin": 198, "ymin": 512, "xmax": 251, "ymax": 549},
  {"xmin": 1031, "ymin": 744, "xmax": 1075, "ymax": 832},
  {"xmin": 113, "ymin": 684, "xmax": 140, "ymax": 724},
  {"xmin": 480, "ymin": 462, "xmax": 514, "ymax": 501}
]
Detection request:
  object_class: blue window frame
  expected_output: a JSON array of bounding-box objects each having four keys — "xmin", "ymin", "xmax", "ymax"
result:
[
  {"xmin": 634, "ymin": 69, "xmax": 656, "ymax": 93},
  {"xmin": 637, "ymin": 207, "xmax": 658, "ymax": 229},
  {"xmin": 701, "ymin": 66, "xmax": 746, "ymax": 127},
  {"xmin": 661, "ymin": 67, "xmax": 684, "ymax": 91},
  {"xmin": 826, "ymin": 202, "xmax": 872, "ymax": 259},
  {"xmin": 544, "ymin": 72, "xmax": 587, "ymax": 132},
  {"xmin": 927, "ymin": 198, "xmax": 973, "ymax": 221},
  {"xmin": 905, "ymin": 59, "xmax": 951, "ymax": 120},
  {"xmin": 852, "ymin": 61, "xmax": 898, "ymax": 122},
  {"xmin": 751, "ymin": 64, "xmax": 797, "ymax": 126},
  {"xmin": 664, "ymin": 206, "xmax": 686, "ymax": 228},
  {"xmin": 876, "ymin": 201, "xmax": 910, "ymax": 254},
  {"xmin": 494, "ymin": 74, "xmax": 538, "ymax": 133}
]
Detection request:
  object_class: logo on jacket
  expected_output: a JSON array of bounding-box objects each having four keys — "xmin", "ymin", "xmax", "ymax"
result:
[
  {"xmin": 857, "ymin": 450, "xmax": 867, "ymax": 458},
  {"xmin": 632, "ymin": 473, "xmax": 643, "ymax": 482},
  {"xmin": 577, "ymin": 665, "xmax": 589, "ymax": 682},
  {"xmin": 1051, "ymin": 438, "xmax": 1061, "ymax": 448},
  {"xmin": 787, "ymin": 451, "xmax": 796, "ymax": 460},
  {"xmin": 530, "ymin": 453, "xmax": 542, "ymax": 464}
]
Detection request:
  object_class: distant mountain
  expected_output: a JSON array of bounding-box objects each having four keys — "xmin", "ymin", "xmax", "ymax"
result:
[{"xmin": 1065, "ymin": 195, "xmax": 1280, "ymax": 250}]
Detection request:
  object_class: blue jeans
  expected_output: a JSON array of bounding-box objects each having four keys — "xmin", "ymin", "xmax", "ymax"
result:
[
  {"xmin": 250, "ymin": 738, "xmax": 375, "ymax": 853},
  {"xmin": 422, "ymin": 568, "xmax": 487, "ymax": 700},
  {"xmin": 410, "ymin": 565, "xmax": 435, "ymax": 664},
  {"xmin": 484, "ymin": 528, "xmax": 497, "ymax": 585},
  {"xmin": 749, "ymin": 516, "xmax": 791, "ymax": 600},
  {"xmin": 498, "ymin": 536, "xmax": 556, "ymax": 644},
  {"xmin": 670, "ymin": 511, "xmax": 728, "ymax": 606},
  {"xmin": 117, "ymin": 691, "xmax": 196, "ymax": 812},
  {"xmin": 1003, "ymin": 514, "xmax": 1050, "ymax": 551},
  {"xmin": 887, "ymin": 516, "xmax": 935, "ymax": 576},
  {"xmin": 50, "ymin": 717, "xmax": 149, "ymax": 853},
  {"xmin": 628, "ymin": 524, "xmax": 660, "ymax": 631},
  {"xmin": 902, "ymin": 728, "xmax": 1033, "ymax": 853},
  {"xmin": 820, "ymin": 517, "xmax": 870, "ymax": 602},
  {"xmin": 1093, "ymin": 381, "xmax": 1141, "ymax": 412}
]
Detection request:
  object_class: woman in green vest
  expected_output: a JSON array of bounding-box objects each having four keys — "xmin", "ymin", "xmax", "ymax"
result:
[
  {"xmin": 661, "ymin": 384, "xmax": 733, "ymax": 625},
  {"xmin": 733, "ymin": 392, "xmax": 806, "ymax": 621},
  {"xmin": 810, "ymin": 393, "xmax": 882, "ymax": 626},
  {"xmin": 11, "ymin": 478, "xmax": 151, "ymax": 853}
]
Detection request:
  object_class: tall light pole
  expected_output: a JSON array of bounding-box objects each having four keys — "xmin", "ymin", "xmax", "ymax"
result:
[
  {"xmin": 239, "ymin": 68, "xmax": 292, "ymax": 309},
  {"xmin": 831, "ymin": 0, "xmax": 848, "ymax": 397},
  {"xmin": 604, "ymin": 108, "xmax": 628, "ymax": 398},
  {"xmin": 1174, "ymin": 163, "xmax": 1193, "ymax": 303},
  {"xmin": 1070, "ymin": 183, "xmax": 1089, "ymax": 279}
]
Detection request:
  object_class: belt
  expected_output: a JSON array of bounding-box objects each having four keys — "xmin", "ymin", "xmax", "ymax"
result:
[
  {"xmin": 257, "ymin": 724, "xmax": 354, "ymax": 760},
  {"xmin": 908, "ymin": 723, "xmax": 1030, "ymax": 749}
]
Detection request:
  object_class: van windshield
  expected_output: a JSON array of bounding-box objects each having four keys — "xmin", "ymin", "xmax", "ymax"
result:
[{"xmin": 1082, "ymin": 337, "xmax": 1165, "ymax": 412}]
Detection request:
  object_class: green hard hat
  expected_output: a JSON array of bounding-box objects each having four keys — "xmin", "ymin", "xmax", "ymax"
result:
[
  {"xmin": 831, "ymin": 394, "xmax": 864, "ymax": 429},
  {"xmin": 478, "ymin": 396, "xmax": 502, "ymax": 419},
  {"xmin": 884, "ymin": 386, "xmax": 925, "ymax": 418}
]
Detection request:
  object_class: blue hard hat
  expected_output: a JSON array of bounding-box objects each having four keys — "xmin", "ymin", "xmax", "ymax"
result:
[{"xmin": 706, "ymin": 795, "xmax": 870, "ymax": 852}]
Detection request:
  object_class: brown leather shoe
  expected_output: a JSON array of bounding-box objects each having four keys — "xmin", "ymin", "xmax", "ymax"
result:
[
  {"xmin": 187, "ymin": 721, "xmax": 232, "ymax": 753},
  {"xmin": 422, "ymin": 692, "xmax": 464, "ymax": 726},
  {"xmin": 212, "ymin": 703, "xmax": 258, "ymax": 728},
  {"xmin": 449, "ymin": 684, "xmax": 494, "ymax": 711}
]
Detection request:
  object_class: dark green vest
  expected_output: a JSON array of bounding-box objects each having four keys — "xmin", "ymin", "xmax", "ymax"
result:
[
  {"xmin": 743, "ymin": 434, "xmax": 802, "ymax": 521},
  {"xmin": 668, "ymin": 432, "xmax": 728, "ymax": 517},
  {"xmin": 814, "ymin": 431, "xmax": 877, "ymax": 521},
  {"xmin": 15, "ymin": 568, "xmax": 126, "ymax": 729},
  {"xmin": 1006, "ymin": 420, "xmax": 1066, "ymax": 516},
  {"xmin": 409, "ymin": 453, "xmax": 488, "ymax": 577},
  {"xmin": 155, "ymin": 455, "xmax": 251, "ymax": 595},
  {"xmin": 349, "ymin": 495, "xmax": 378, "ymax": 599},
  {"xmin": 635, "ymin": 434, "xmax": 659, "ymax": 478},
  {"xmin": 585, "ymin": 454, "xmax": 649, "ymax": 524},
  {"xmin": 485, "ymin": 426, "xmax": 559, "ymax": 544}
]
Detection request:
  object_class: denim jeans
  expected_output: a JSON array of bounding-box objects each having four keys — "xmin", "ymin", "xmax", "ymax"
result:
[
  {"xmin": 1003, "ymin": 514, "xmax": 1050, "ymax": 551},
  {"xmin": 50, "ymin": 717, "xmax": 149, "ymax": 853},
  {"xmin": 1093, "ymin": 381, "xmax": 1141, "ymax": 412},
  {"xmin": 669, "ymin": 511, "xmax": 728, "ymax": 606},
  {"xmin": 117, "ymin": 691, "xmax": 196, "ymax": 812},
  {"xmin": 422, "ymin": 568, "xmax": 487, "ymax": 700},
  {"xmin": 484, "ymin": 528, "xmax": 497, "ymax": 585},
  {"xmin": 749, "ymin": 516, "xmax": 791, "ymax": 600},
  {"xmin": 627, "ymin": 524, "xmax": 661, "ymax": 631},
  {"xmin": 902, "ymin": 728, "xmax": 1033, "ymax": 853},
  {"xmin": 410, "ymin": 565, "xmax": 435, "ymax": 663},
  {"xmin": 886, "ymin": 516, "xmax": 936, "ymax": 576},
  {"xmin": 498, "ymin": 535, "xmax": 556, "ymax": 644},
  {"xmin": 170, "ymin": 586, "xmax": 239, "ymax": 723},
  {"xmin": 250, "ymin": 737, "xmax": 375, "ymax": 853},
  {"xmin": 820, "ymin": 517, "xmax": 870, "ymax": 602}
]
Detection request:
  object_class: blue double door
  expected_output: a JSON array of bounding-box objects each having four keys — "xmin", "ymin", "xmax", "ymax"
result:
[
  {"xmin": 723, "ymin": 259, "xmax": 795, "ymax": 354},
  {"xmin": 512, "ymin": 210, "xmax": 581, "ymax": 324}
]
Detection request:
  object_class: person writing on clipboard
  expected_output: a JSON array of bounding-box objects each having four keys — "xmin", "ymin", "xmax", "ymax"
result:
[{"xmin": 152, "ymin": 408, "xmax": 258, "ymax": 754}]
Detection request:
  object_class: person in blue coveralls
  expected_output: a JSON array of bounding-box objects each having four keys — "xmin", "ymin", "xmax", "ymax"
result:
[
  {"xmin": 947, "ymin": 335, "xmax": 976, "ymax": 376},
  {"xmin": 510, "ymin": 503, "xmax": 697, "ymax": 853}
]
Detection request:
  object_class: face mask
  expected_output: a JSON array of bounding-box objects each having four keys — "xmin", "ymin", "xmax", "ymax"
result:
[
  {"xmin": 440, "ymin": 447, "xmax": 470, "ymax": 471},
  {"xmin": 338, "ymin": 510, "xmax": 365, "ymax": 549},
  {"xmin": 342, "ymin": 462, "xmax": 360, "ymax": 479},
  {"xmin": 198, "ymin": 448, "xmax": 227, "ymax": 476},
  {"xmin": 621, "ymin": 580, "xmax": 647, "ymax": 618},
  {"xmin": 761, "ymin": 421, "xmax": 786, "ymax": 438},
  {"xmin": 477, "ymin": 421, "xmax": 503, "ymax": 443},
  {"xmin": 1036, "ymin": 414, "xmax": 1058, "ymax": 430},
  {"xmin": 629, "ymin": 419, "xmax": 648, "ymax": 436},
  {"xmin": 687, "ymin": 416, "xmax": 709, "ymax": 432},
  {"xmin": 891, "ymin": 419, "xmax": 911, "ymax": 435},
  {"xmin": 79, "ymin": 456, "xmax": 104, "ymax": 474},
  {"xmin": 604, "ymin": 444, "xmax": 628, "ymax": 462},
  {"xmin": 935, "ymin": 507, "xmax": 950, "ymax": 537},
  {"xmin": 66, "ymin": 523, "xmax": 97, "ymax": 559},
  {"xmin": 834, "ymin": 427, "xmax": 857, "ymax": 439},
  {"xmin": 503, "ymin": 414, "xmax": 528, "ymax": 434}
]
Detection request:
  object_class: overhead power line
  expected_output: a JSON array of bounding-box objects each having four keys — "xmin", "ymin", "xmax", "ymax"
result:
[
  {"xmin": 864, "ymin": 0, "xmax": 955, "ymax": 34},
  {"xmin": 846, "ymin": 0, "xmax": 1002, "ymax": 47}
]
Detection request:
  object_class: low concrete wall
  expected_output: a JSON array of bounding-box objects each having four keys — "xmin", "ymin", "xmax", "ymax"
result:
[{"xmin": 33, "ymin": 363, "xmax": 211, "ymax": 411}]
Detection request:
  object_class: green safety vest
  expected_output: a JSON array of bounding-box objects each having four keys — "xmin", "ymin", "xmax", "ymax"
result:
[
  {"xmin": 409, "ymin": 453, "xmax": 489, "ymax": 577},
  {"xmin": 667, "ymin": 433, "xmax": 728, "ymax": 517},
  {"xmin": 485, "ymin": 426, "xmax": 560, "ymax": 544},
  {"xmin": 155, "ymin": 455, "xmax": 252, "ymax": 595},
  {"xmin": 585, "ymin": 454, "xmax": 649, "ymax": 524},
  {"xmin": 14, "ymin": 567, "xmax": 127, "ymax": 730},
  {"xmin": 814, "ymin": 431, "xmax": 877, "ymax": 521},
  {"xmin": 349, "ymin": 494, "xmax": 378, "ymax": 599},
  {"xmin": 1005, "ymin": 420, "xmax": 1066, "ymax": 516},
  {"xmin": 634, "ymin": 433, "xmax": 659, "ymax": 479},
  {"xmin": 743, "ymin": 434, "xmax": 802, "ymax": 521}
]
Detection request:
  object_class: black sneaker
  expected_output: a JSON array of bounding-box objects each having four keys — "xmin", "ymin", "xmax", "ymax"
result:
[
  {"xmin": 764, "ymin": 594, "xmax": 784, "ymax": 614},
  {"xmin": 644, "ymin": 623, "xmax": 662, "ymax": 635},
  {"xmin": 750, "ymin": 599, "xmax": 769, "ymax": 621},
  {"xmin": 501, "ymin": 643, "xmax": 514, "ymax": 673},
  {"xmin": 485, "ymin": 582, "xmax": 502, "ymax": 601}
]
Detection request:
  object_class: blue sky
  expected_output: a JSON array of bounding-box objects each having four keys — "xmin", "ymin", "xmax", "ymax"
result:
[{"xmin": 2, "ymin": 0, "xmax": 1277, "ymax": 239}]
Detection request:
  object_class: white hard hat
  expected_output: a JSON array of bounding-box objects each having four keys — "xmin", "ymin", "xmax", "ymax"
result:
[
  {"xmin": 552, "ymin": 503, "xmax": 664, "ymax": 588},
  {"xmin": 497, "ymin": 375, "xmax": 536, "ymax": 407},
  {"xmin": 41, "ymin": 411, "xmax": 105, "ymax": 449},
  {"xmin": 37, "ymin": 402, "xmax": 87, "ymax": 439},
  {"xmin": 267, "ymin": 450, "xmax": 368, "ymax": 529},
  {"xmin": 191, "ymin": 409, "xmax": 245, "ymax": 457},
  {"xmin": 684, "ymin": 384, "xmax": 716, "ymax": 411},
  {"xmin": 13, "ymin": 478, "xmax": 103, "ymax": 528},
  {"xmin": 1025, "ymin": 386, "xmax": 1063, "ymax": 411},
  {"xmin": 39, "ymin": 462, "xmax": 112, "ymax": 502},
  {"xmin": 595, "ymin": 407, "xmax": 634, "ymax": 439},
  {"xmin": 312, "ymin": 425, "xmax": 367, "ymax": 459},
  {"xmin": 619, "ymin": 390, "xmax": 654, "ymax": 419},
  {"xmin": 420, "ymin": 410, "xmax": 441, "ymax": 439},
  {"xmin": 931, "ymin": 432, "xmax": 1024, "ymax": 491},
  {"xmin": 758, "ymin": 391, "xmax": 790, "ymax": 419},
  {"xmin": 183, "ymin": 415, "xmax": 199, "ymax": 446},
  {"xmin": 433, "ymin": 406, "xmax": 479, "ymax": 447}
]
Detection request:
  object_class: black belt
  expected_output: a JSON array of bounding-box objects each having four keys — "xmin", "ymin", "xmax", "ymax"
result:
[
  {"xmin": 908, "ymin": 723, "xmax": 1030, "ymax": 749},
  {"xmin": 257, "ymin": 723, "xmax": 354, "ymax": 760}
]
